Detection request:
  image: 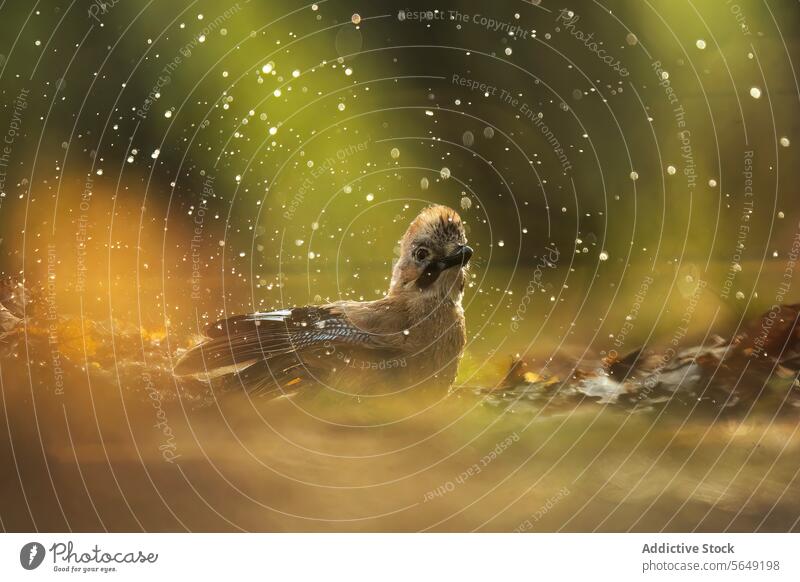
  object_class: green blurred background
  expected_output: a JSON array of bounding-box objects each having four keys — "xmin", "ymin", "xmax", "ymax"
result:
[{"xmin": 0, "ymin": 0, "xmax": 798, "ymax": 371}]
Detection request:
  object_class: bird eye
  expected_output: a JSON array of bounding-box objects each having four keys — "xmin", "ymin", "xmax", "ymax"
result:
[{"xmin": 413, "ymin": 247, "xmax": 430, "ymax": 261}]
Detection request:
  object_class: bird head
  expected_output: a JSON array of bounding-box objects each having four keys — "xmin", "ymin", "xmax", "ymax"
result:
[{"xmin": 389, "ymin": 205, "xmax": 473, "ymax": 302}]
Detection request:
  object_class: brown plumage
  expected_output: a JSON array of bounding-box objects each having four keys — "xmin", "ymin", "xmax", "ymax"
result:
[{"xmin": 174, "ymin": 205, "xmax": 473, "ymax": 397}]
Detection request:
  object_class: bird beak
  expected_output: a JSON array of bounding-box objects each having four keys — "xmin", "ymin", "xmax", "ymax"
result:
[
  {"xmin": 439, "ymin": 245, "xmax": 473, "ymax": 271},
  {"xmin": 416, "ymin": 245, "xmax": 473, "ymax": 289}
]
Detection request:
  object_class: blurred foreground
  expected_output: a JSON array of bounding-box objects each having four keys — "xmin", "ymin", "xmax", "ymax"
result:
[{"xmin": 0, "ymin": 278, "xmax": 799, "ymax": 532}]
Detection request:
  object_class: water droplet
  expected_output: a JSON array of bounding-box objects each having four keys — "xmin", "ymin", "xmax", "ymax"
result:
[
  {"xmin": 625, "ymin": 32, "xmax": 638, "ymax": 46},
  {"xmin": 345, "ymin": 67, "xmax": 353, "ymax": 76},
  {"xmin": 269, "ymin": 126, "xmax": 278, "ymax": 135},
  {"xmin": 504, "ymin": 47, "xmax": 512, "ymax": 56},
  {"xmin": 498, "ymin": 240, "xmax": 505, "ymax": 247},
  {"xmin": 750, "ymin": 86, "xmax": 762, "ymax": 99},
  {"xmin": 708, "ymin": 178, "xmax": 718, "ymax": 187},
  {"xmin": 337, "ymin": 103, "xmax": 346, "ymax": 111},
  {"xmin": 151, "ymin": 149, "xmax": 160, "ymax": 159},
  {"xmin": 460, "ymin": 196, "xmax": 472, "ymax": 210},
  {"xmin": 164, "ymin": 110, "xmax": 172, "ymax": 118},
  {"xmin": 667, "ymin": 165, "xmax": 676, "ymax": 175},
  {"xmin": 420, "ymin": 177, "xmax": 429, "ymax": 190},
  {"xmin": 462, "ymin": 131, "xmax": 475, "ymax": 147},
  {"xmin": 696, "ymin": 39, "xmax": 706, "ymax": 50},
  {"xmin": 366, "ymin": 193, "xmax": 374, "ymax": 202},
  {"xmin": 292, "ymin": 70, "xmax": 300, "ymax": 78},
  {"xmin": 735, "ymin": 291, "xmax": 745, "ymax": 300},
  {"xmin": 261, "ymin": 63, "xmax": 273, "ymax": 74},
  {"xmin": 390, "ymin": 147, "xmax": 400, "ymax": 159},
  {"xmin": 483, "ymin": 127, "xmax": 494, "ymax": 139},
  {"xmin": 351, "ymin": 13, "xmax": 361, "ymax": 25},
  {"xmin": 780, "ymin": 137, "xmax": 790, "ymax": 147},
  {"xmin": 629, "ymin": 171, "xmax": 639, "ymax": 181},
  {"xmin": 778, "ymin": 211, "xmax": 785, "ymax": 219},
  {"xmin": 599, "ymin": 251, "xmax": 609, "ymax": 261},
  {"xmin": 440, "ymin": 167, "xmax": 451, "ymax": 180}
]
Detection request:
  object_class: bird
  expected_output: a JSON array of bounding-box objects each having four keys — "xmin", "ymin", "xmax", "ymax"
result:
[{"xmin": 173, "ymin": 205, "xmax": 473, "ymax": 399}]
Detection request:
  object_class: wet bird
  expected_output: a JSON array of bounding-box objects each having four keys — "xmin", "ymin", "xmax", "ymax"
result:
[{"xmin": 174, "ymin": 205, "xmax": 473, "ymax": 398}]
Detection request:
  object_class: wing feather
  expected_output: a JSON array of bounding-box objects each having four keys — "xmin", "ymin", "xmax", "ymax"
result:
[{"xmin": 173, "ymin": 305, "xmax": 389, "ymax": 376}]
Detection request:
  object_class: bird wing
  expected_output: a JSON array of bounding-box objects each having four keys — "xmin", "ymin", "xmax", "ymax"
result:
[{"xmin": 173, "ymin": 304, "xmax": 397, "ymax": 376}]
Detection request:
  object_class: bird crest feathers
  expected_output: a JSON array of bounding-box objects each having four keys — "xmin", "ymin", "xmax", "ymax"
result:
[{"xmin": 401, "ymin": 205, "xmax": 465, "ymax": 248}]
